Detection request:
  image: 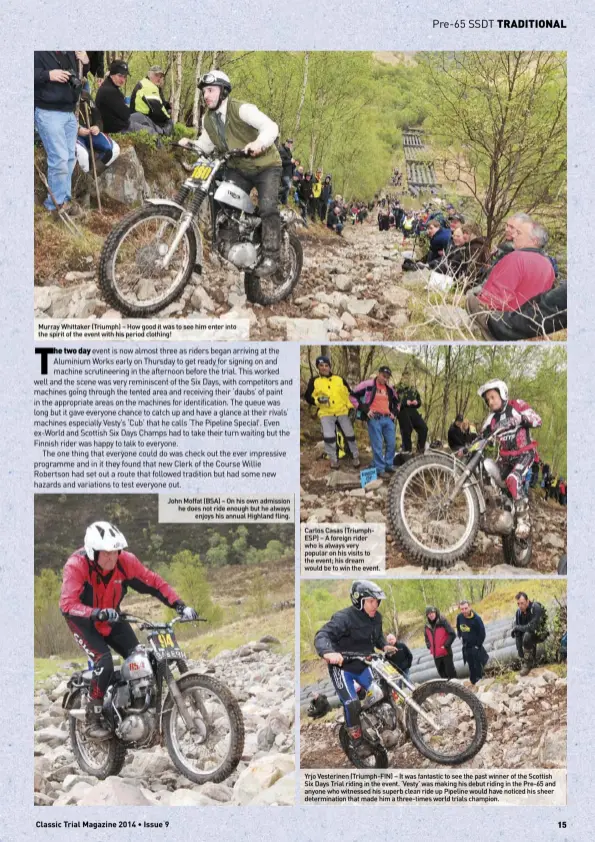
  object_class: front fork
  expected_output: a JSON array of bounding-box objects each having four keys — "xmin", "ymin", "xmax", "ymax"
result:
[
  {"xmin": 387, "ymin": 679, "xmax": 441, "ymax": 731},
  {"xmin": 163, "ymin": 663, "xmax": 211, "ymax": 734}
]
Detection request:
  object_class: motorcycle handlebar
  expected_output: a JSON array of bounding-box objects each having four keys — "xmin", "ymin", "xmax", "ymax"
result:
[{"xmin": 119, "ymin": 613, "xmax": 207, "ymax": 628}]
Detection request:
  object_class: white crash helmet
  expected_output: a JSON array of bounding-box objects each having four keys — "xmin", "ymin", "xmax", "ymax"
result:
[
  {"xmin": 84, "ymin": 521, "xmax": 128, "ymax": 561},
  {"xmin": 198, "ymin": 70, "xmax": 232, "ymax": 96},
  {"xmin": 478, "ymin": 379, "xmax": 508, "ymax": 405}
]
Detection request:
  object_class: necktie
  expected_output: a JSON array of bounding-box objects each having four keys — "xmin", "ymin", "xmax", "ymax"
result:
[{"xmin": 213, "ymin": 111, "xmax": 228, "ymax": 151}]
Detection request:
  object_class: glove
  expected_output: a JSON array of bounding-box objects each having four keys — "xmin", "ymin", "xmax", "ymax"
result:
[
  {"xmin": 92, "ymin": 608, "xmax": 119, "ymax": 623},
  {"xmin": 176, "ymin": 602, "xmax": 198, "ymax": 621}
]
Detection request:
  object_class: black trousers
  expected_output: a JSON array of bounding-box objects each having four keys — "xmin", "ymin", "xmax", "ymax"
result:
[
  {"xmin": 434, "ymin": 653, "xmax": 457, "ymax": 679},
  {"xmin": 398, "ymin": 407, "xmax": 428, "ymax": 452},
  {"xmin": 225, "ymin": 166, "xmax": 282, "ymax": 255},
  {"xmin": 66, "ymin": 616, "xmax": 139, "ymax": 700},
  {"xmin": 464, "ymin": 645, "xmax": 484, "ymax": 684},
  {"xmin": 515, "ymin": 630, "xmax": 538, "ymax": 660}
]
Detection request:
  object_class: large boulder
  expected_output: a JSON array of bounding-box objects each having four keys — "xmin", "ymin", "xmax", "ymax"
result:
[
  {"xmin": 74, "ymin": 777, "xmax": 158, "ymax": 806},
  {"xmin": 232, "ymin": 754, "xmax": 295, "ymax": 805},
  {"xmin": 248, "ymin": 771, "xmax": 295, "ymax": 806},
  {"xmin": 99, "ymin": 147, "xmax": 148, "ymax": 206}
]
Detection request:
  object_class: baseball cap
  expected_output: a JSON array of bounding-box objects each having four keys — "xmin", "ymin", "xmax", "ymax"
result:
[
  {"xmin": 109, "ymin": 60, "xmax": 129, "ymax": 76},
  {"xmin": 378, "ymin": 366, "xmax": 392, "ymax": 376}
]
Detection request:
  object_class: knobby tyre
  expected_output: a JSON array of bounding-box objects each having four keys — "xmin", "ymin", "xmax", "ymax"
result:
[
  {"xmin": 98, "ymin": 204, "xmax": 197, "ymax": 316},
  {"xmin": 244, "ymin": 231, "xmax": 303, "ymax": 305},
  {"xmin": 387, "ymin": 452, "xmax": 480, "ymax": 569},
  {"xmin": 502, "ymin": 533, "xmax": 533, "ymax": 567},
  {"xmin": 68, "ymin": 690, "xmax": 127, "ymax": 779},
  {"xmin": 163, "ymin": 673, "xmax": 245, "ymax": 784},
  {"xmin": 338, "ymin": 724, "xmax": 389, "ymax": 769},
  {"xmin": 405, "ymin": 680, "xmax": 487, "ymax": 765}
]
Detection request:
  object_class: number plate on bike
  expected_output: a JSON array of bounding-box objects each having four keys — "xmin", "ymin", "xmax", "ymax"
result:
[
  {"xmin": 192, "ymin": 163, "xmax": 214, "ymax": 181},
  {"xmin": 148, "ymin": 631, "xmax": 185, "ymax": 661}
]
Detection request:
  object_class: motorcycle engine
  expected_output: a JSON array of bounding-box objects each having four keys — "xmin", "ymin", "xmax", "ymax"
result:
[
  {"xmin": 481, "ymin": 485, "xmax": 515, "ymax": 536},
  {"xmin": 216, "ymin": 211, "xmax": 260, "ymax": 269},
  {"xmin": 369, "ymin": 701, "xmax": 398, "ymax": 732},
  {"xmin": 117, "ymin": 711, "xmax": 157, "ymax": 745}
]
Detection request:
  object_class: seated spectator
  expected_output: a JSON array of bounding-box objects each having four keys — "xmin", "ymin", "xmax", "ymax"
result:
[
  {"xmin": 96, "ymin": 60, "xmax": 161, "ymax": 135},
  {"xmin": 129, "ymin": 65, "xmax": 174, "ymax": 136},
  {"xmin": 34, "ymin": 50, "xmax": 90, "ymax": 216},
  {"xmin": 76, "ymin": 90, "xmax": 120, "ymax": 176},
  {"xmin": 472, "ymin": 283, "xmax": 567, "ymax": 341},
  {"xmin": 419, "ymin": 219, "xmax": 451, "ymax": 270},
  {"xmin": 466, "ymin": 219, "xmax": 555, "ymax": 319},
  {"xmin": 448, "ymin": 414, "xmax": 470, "ymax": 451},
  {"xmin": 326, "ymin": 204, "xmax": 344, "ymax": 235}
]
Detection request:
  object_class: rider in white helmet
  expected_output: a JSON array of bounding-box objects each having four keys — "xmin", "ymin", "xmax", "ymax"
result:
[
  {"xmin": 178, "ymin": 69, "xmax": 283, "ymax": 278},
  {"xmin": 60, "ymin": 521, "xmax": 198, "ymax": 739},
  {"xmin": 477, "ymin": 380, "xmax": 542, "ymax": 539}
]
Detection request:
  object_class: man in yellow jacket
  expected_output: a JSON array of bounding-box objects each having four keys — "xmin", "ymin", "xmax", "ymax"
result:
[
  {"xmin": 130, "ymin": 65, "xmax": 173, "ymax": 136},
  {"xmin": 303, "ymin": 356, "xmax": 360, "ymax": 470}
]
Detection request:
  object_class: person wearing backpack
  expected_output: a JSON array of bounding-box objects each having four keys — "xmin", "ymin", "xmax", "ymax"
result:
[{"xmin": 511, "ymin": 592, "xmax": 549, "ymax": 676}]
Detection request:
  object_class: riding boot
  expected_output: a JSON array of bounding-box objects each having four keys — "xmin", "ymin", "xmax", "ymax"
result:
[
  {"xmin": 85, "ymin": 699, "xmax": 111, "ymax": 740},
  {"xmin": 519, "ymin": 652, "xmax": 534, "ymax": 677},
  {"xmin": 347, "ymin": 724, "xmax": 370, "ymax": 757},
  {"xmin": 515, "ymin": 499, "xmax": 531, "ymax": 540},
  {"xmin": 254, "ymin": 214, "xmax": 281, "ymax": 277}
]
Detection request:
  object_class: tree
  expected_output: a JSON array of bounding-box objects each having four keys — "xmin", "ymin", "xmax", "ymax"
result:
[{"xmin": 420, "ymin": 51, "xmax": 567, "ymax": 246}]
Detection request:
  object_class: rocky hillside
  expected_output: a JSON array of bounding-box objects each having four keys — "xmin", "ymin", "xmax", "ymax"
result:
[
  {"xmin": 34, "ymin": 639, "xmax": 294, "ymax": 807},
  {"xmin": 300, "ymin": 456, "xmax": 566, "ymax": 575},
  {"xmin": 33, "ymin": 146, "xmax": 484, "ymax": 341},
  {"xmin": 300, "ymin": 668, "xmax": 566, "ymax": 770}
]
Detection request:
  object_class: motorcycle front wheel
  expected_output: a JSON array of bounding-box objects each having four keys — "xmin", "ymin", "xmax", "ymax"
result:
[
  {"xmin": 406, "ymin": 680, "xmax": 487, "ymax": 765},
  {"xmin": 387, "ymin": 453, "xmax": 480, "ymax": 569},
  {"xmin": 68, "ymin": 690, "xmax": 127, "ymax": 779},
  {"xmin": 163, "ymin": 674, "xmax": 244, "ymax": 784},
  {"xmin": 338, "ymin": 724, "xmax": 389, "ymax": 769},
  {"xmin": 98, "ymin": 204, "xmax": 197, "ymax": 316},
  {"xmin": 244, "ymin": 230, "xmax": 303, "ymax": 305}
]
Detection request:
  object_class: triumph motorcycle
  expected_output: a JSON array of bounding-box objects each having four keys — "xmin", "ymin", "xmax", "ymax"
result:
[
  {"xmin": 387, "ymin": 427, "xmax": 533, "ymax": 569},
  {"xmin": 62, "ymin": 614, "xmax": 244, "ymax": 783},
  {"xmin": 98, "ymin": 147, "xmax": 304, "ymax": 316},
  {"xmin": 335, "ymin": 652, "xmax": 487, "ymax": 769}
]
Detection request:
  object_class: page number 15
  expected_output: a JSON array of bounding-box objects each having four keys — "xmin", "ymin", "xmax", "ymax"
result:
[{"xmin": 558, "ymin": 823, "xmax": 567, "ymax": 829}]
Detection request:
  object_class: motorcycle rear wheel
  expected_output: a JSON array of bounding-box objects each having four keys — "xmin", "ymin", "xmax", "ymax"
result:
[
  {"xmin": 502, "ymin": 533, "xmax": 533, "ymax": 567},
  {"xmin": 163, "ymin": 673, "xmax": 244, "ymax": 784},
  {"xmin": 406, "ymin": 680, "xmax": 487, "ymax": 765},
  {"xmin": 387, "ymin": 452, "xmax": 480, "ymax": 569},
  {"xmin": 338, "ymin": 724, "xmax": 389, "ymax": 769},
  {"xmin": 68, "ymin": 690, "xmax": 127, "ymax": 779},
  {"xmin": 98, "ymin": 204, "xmax": 197, "ymax": 316},
  {"xmin": 244, "ymin": 230, "xmax": 302, "ymax": 305}
]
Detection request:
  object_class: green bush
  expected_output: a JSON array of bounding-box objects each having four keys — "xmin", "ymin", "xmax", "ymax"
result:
[
  {"xmin": 34, "ymin": 569, "xmax": 79, "ymax": 658},
  {"xmin": 165, "ymin": 550, "xmax": 223, "ymax": 627}
]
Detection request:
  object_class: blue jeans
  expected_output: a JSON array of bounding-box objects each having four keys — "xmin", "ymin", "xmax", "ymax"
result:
[
  {"xmin": 367, "ymin": 416, "xmax": 396, "ymax": 473},
  {"xmin": 280, "ymin": 175, "xmax": 292, "ymax": 204},
  {"xmin": 35, "ymin": 108, "xmax": 78, "ymax": 209}
]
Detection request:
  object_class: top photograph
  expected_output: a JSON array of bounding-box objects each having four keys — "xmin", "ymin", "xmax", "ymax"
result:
[{"xmin": 33, "ymin": 50, "xmax": 567, "ymax": 342}]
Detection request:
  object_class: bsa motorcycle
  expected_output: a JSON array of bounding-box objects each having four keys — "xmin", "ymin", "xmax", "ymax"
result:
[
  {"xmin": 336, "ymin": 652, "xmax": 487, "ymax": 769},
  {"xmin": 98, "ymin": 147, "xmax": 304, "ymax": 315},
  {"xmin": 62, "ymin": 614, "xmax": 244, "ymax": 783},
  {"xmin": 387, "ymin": 427, "xmax": 533, "ymax": 569}
]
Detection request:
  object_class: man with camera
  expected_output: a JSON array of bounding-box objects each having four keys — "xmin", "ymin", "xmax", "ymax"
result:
[{"xmin": 34, "ymin": 51, "xmax": 89, "ymax": 216}]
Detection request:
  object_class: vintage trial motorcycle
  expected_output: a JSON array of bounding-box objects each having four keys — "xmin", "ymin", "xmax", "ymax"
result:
[
  {"xmin": 387, "ymin": 427, "xmax": 534, "ymax": 569},
  {"xmin": 62, "ymin": 614, "xmax": 244, "ymax": 783},
  {"xmin": 98, "ymin": 147, "xmax": 304, "ymax": 316},
  {"xmin": 335, "ymin": 652, "xmax": 487, "ymax": 769}
]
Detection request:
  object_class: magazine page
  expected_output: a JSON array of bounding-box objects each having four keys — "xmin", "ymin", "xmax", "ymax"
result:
[{"xmin": 0, "ymin": 1, "xmax": 589, "ymax": 840}]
